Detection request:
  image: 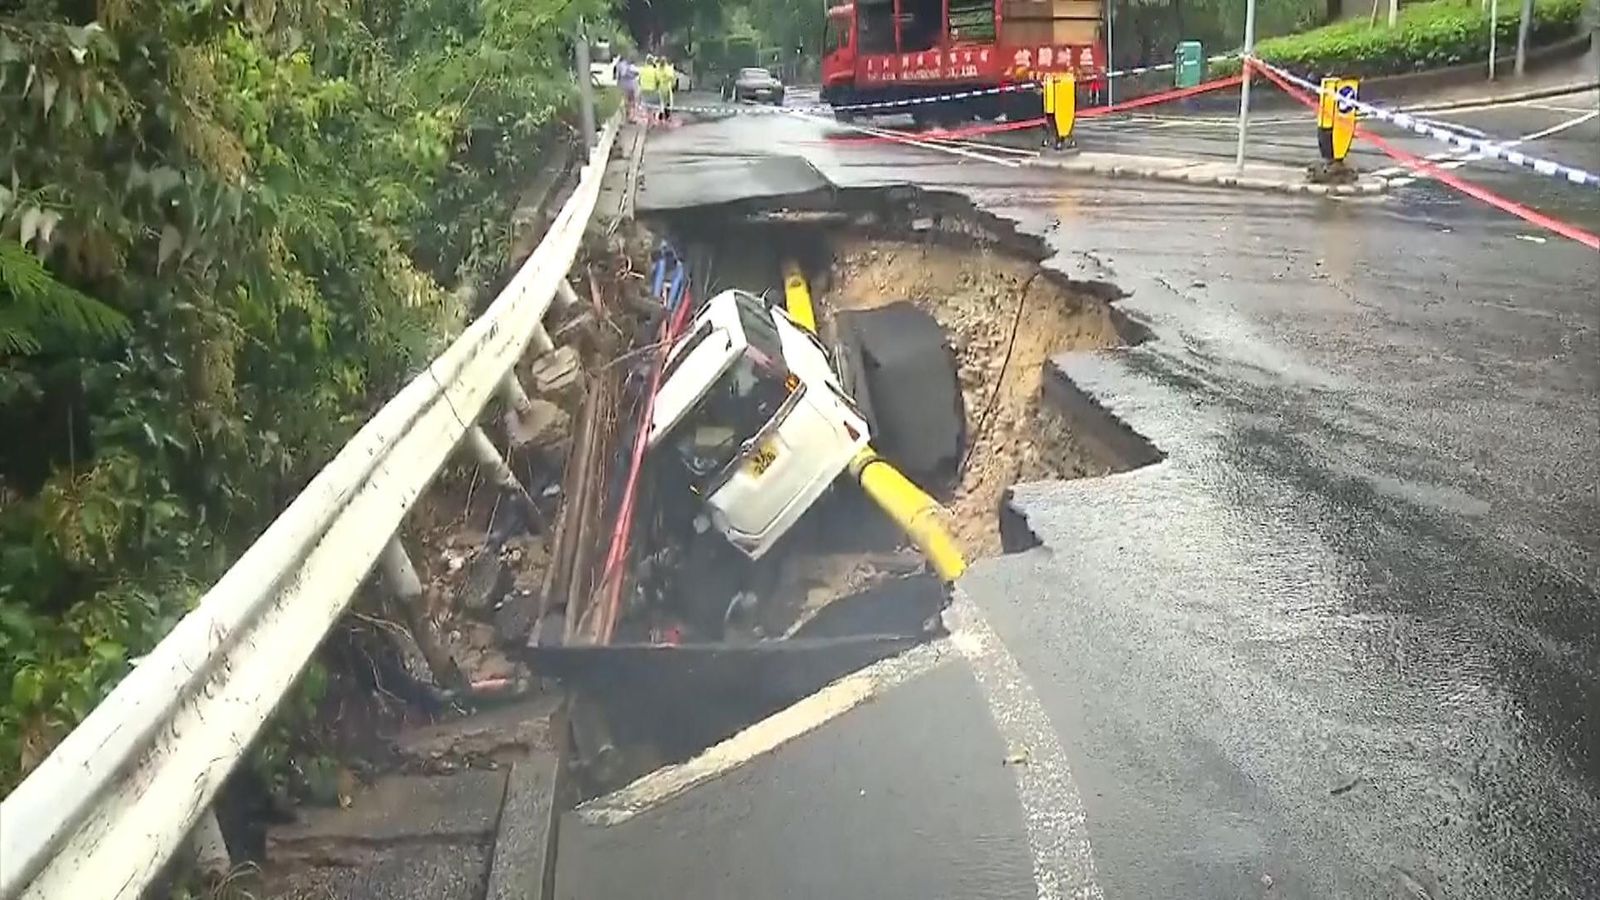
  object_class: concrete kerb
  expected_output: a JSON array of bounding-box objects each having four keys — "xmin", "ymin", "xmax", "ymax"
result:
[
  {"xmin": 1025, "ymin": 153, "xmax": 1390, "ymax": 197},
  {"xmin": 1398, "ymin": 78, "xmax": 1600, "ymax": 113}
]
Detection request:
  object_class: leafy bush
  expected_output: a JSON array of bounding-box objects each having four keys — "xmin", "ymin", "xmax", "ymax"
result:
[
  {"xmin": 1214, "ymin": 0, "xmax": 1588, "ymax": 78},
  {"xmin": 0, "ymin": 0, "xmax": 606, "ymax": 794}
]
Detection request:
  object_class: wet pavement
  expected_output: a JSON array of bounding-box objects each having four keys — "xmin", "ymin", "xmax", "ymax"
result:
[{"xmin": 565, "ymin": 90, "xmax": 1600, "ymax": 898}]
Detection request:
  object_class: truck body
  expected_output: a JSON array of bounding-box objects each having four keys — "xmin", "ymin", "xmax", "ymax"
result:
[
  {"xmin": 648, "ymin": 290, "xmax": 870, "ymax": 560},
  {"xmin": 821, "ymin": 0, "xmax": 1105, "ymax": 118}
]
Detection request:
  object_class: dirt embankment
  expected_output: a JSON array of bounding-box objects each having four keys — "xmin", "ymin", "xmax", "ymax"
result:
[{"xmin": 827, "ymin": 237, "xmax": 1123, "ymax": 557}]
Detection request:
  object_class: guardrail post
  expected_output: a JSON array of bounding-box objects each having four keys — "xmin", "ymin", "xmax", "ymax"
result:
[
  {"xmin": 465, "ymin": 427, "xmax": 541, "ymax": 523},
  {"xmin": 556, "ymin": 279, "xmax": 583, "ymax": 313},
  {"xmin": 191, "ymin": 807, "xmax": 232, "ymax": 881},
  {"xmin": 501, "ymin": 373, "xmax": 534, "ymax": 417},
  {"xmin": 530, "ymin": 323, "xmax": 556, "ymax": 356},
  {"xmin": 379, "ymin": 537, "xmax": 465, "ymax": 687}
]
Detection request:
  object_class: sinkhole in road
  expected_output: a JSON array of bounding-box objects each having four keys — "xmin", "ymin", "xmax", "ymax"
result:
[
  {"xmin": 666, "ymin": 186, "xmax": 1163, "ymax": 557},
  {"xmin": 565, "ymin": 188, "xmax": 1165, "ymax": 804}
]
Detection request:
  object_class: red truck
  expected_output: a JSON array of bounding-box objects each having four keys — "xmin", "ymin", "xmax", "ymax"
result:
[{"xmin": 821, "ymin": 0, "xmax": 1105, "ymax": 123}]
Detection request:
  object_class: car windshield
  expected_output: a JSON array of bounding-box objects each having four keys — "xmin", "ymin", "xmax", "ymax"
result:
[
  {"xmin": 669, "ymin": 304, "xmax": 793, "ymax": 484},
  {"xmin": 740, "ymin": 68, "xmax": 771, "ymax": 79}
]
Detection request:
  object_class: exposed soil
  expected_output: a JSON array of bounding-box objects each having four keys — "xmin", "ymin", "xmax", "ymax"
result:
[
  {"xmin": 404, "ymin": 467, "xmax": 552, "ymax": 686},
  {"xmin": 826, "ymin": 237, "xmax": 1123, "ymax": 557}
]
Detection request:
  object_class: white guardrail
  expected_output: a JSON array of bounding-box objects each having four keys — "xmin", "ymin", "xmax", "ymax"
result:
[{"xmin": 0, "ymin": 116, "xmax": 622, "ymax": 900}]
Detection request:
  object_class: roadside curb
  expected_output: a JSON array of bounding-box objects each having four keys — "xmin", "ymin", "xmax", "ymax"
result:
[
  {"xmin": 1025, "ymin": 155, "xmax": 1389, "ymax": 197},
  {"xmin": 1398, "ymin": 79, "xmax": 1600, "ymax": 112}
]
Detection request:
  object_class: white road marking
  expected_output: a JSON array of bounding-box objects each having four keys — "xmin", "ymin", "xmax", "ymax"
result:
[
  {"xmin": 1401, "ymin": 90, "xmax": 1600, "ymax": 115},
  {"xmin": 574, "ymin": 638, "xmax": 953, "ymax": 827},
  {"xmin": 946, "ymin": 589, "xmax": 1105, "ymax": 900},
  {"xmin": 1527, "ymin": 103, "xmax": 1598, "ymax": 114},
  {"xmin": 1508, "ymin": 108, "xmax": 1599, "ymax": 142},
  {"xmin": 934, "ymin": 135, "xmax": 1041, "ymax": 158},
  {"xmin": 571, "ymin": 587, "xmax": 1108, "ymax": 900},
  {"xmin": 793, "ymin": 110, "xmax": 1023, "ymax": 167},
  {"xmin": 1411, "ymin": 116, "xmax": 1490, "ymax": 138},
  {"xmin": 1380, "ymin": 107, "xmax": 1598, "ymax": 188}
]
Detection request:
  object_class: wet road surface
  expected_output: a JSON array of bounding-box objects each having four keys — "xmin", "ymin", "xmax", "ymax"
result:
[{"xmin": 564, "ymin": 92, "xmax": 1599, "ymax": 899}]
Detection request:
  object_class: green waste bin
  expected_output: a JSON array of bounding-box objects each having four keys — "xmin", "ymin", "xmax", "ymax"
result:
[{"xmin": 1174, "ymin": 41, "xmax": 1204, "ymax": 88}]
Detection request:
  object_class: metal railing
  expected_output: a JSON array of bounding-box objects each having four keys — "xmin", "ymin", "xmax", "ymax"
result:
[{"xmin": 0, "ymin": 117, "xmax": 622, "ymax": 900}]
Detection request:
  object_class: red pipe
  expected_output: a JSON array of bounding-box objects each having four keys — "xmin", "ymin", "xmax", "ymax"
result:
[
  {"xmin": 1077, "ymin": 73, "xmax": 1243, "ymax": 118},
  {"xmin": 597, "ymin": 288, "xmax": 696, "ymax": 642}
]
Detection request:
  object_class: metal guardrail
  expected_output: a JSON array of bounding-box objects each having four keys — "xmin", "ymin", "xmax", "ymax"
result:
[{"xmin": 0, "ymin": 116, "xmax": 622, "ymax": 900}]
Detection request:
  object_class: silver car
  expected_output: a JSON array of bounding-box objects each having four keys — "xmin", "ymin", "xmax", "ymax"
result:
[{"xmin": 731, "ymin": 67, "xmax": 784, "ymax": 105}]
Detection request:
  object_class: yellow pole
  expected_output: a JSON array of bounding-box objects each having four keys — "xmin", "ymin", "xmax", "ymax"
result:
[
  {"xmin": 849, "ymin": 447, "xmax": 967, "ymax": 582},
  {"xmin": 781, "ymin": 259, "xmax": 817, "ymax": 334},
  {"xmin": 780, "ymin": 262, "xmax": 965, "ymax": 581}
]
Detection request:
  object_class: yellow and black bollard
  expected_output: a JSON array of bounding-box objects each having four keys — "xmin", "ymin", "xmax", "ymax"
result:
[
  {"xmin": 1041, "ymin": 72, "xmax": 1077, "ymax": 151},
  {"xmin": 1316, "ymin": 76, "xmax": 1359, "ymax": 164}
]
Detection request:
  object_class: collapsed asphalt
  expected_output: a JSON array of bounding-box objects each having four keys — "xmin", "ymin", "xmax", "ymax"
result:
[{"xmin": 564, "ymin": 94, "xmax": 1599, "ymax": 899}]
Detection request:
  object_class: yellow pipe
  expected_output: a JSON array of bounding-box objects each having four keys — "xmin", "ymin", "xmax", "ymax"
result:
[
  {"xmin": 781, "ymin": 260, "xmax": 817, "ymax": 334},
  {"xmin": 849, "ymin": 447, "xmax": 967, "ymax": 582}
]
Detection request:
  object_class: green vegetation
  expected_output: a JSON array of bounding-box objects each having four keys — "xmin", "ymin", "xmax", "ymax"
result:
[
  {"xmin": 1216, "ymin": 0, "xmax": 1588, "ymax": 76},
  {"xmin": 1113, "ymin": 0, "xmax": 1329, "ymax": 68},
  {"xmin": 0, "ymin": 0, "xmax": 605, "ymax": 794},
  {"xmin": 621, "ymin": 0, "xmax": 823, "ymax": 79}
]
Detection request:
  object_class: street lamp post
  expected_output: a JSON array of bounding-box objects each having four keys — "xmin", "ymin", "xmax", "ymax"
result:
[
  {"xmin": 1234, "ymin": 0, "xmax": 1258, "ymax": 170},
  {"xmin": 1489, "ymin": 0, "xmax": 1499, "ymax": 80}
]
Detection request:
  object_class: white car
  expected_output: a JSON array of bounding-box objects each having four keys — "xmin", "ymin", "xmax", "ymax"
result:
[
  {"xmin": 590, "ymin": 40, "xmax": 616, "ymax": 87},
  {"xmin": 649, "ymin": 289, "xmax": 870, "ymax": 559}
]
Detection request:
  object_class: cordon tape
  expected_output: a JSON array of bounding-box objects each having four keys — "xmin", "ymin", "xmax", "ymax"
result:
[
  {"xmin": 1249, "ymin": 58, "xmax": 1600, "ymax": 250},
  {"xmin": 676, "ymin": 53, "xmax": 1244, "ymax": 117},
  {"xmin": 1251, "ymin": 58, "xmax": 1600, "ymax": 189}
]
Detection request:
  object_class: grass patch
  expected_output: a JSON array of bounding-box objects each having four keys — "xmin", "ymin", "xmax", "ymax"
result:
[{"xmin": 1215, "ymin": 0, "xmax": 1588, "ymax": 77}]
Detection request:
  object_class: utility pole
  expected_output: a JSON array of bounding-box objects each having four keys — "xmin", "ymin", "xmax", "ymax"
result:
[
  {"xmin": 575, "ymin": 18, "xmax": 597, "ymax": 150},
  {"xmin": 1389, "ymin": 0, "xmax": 1399, "ymax": 27},
  {"xmin": 1105, "ymin": 0, "xmax": 1115, "ymax": 105},
  {"xmin": 1514, "ymin": 0, "xmax": 1533, "ymax": 75},
  {"xmin": 1235, "ymin": 0, "xmax": 1258, "ymax": 170},
  {"xmin": 1489, "ymin": 0, "xmax": 1499, "ymax": 79}
]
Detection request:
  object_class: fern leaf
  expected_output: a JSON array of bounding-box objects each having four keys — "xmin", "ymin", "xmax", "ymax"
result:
[{"xmin": 0, "ymin": 239, "xmax": 130, "ymax": 355}]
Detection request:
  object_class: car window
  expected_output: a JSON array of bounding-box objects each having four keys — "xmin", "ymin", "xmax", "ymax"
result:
[
  {"xmin": 825, "ymin": 18, "xmax": 850, "ymax": 54},
  {"xmin": 669, "ymin": 354, "xmax": 792, "ymax": 483},
  {"xmin": 740, "ymin": 68, "xmax": 770, "ymax": 78},
  {"xmin": 731, "ymin": 293, "xmax": 786, "ymax": 373}
]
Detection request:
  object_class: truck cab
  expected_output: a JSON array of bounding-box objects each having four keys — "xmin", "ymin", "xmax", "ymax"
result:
[{"xmin": 648, "ymin": 290, "xmax": 870, "ymax": 559}]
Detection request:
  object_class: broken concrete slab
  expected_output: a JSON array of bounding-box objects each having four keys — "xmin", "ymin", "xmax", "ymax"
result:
[
  {"xmin": 265, "ymin": 843, "xmax": 491, "ymax": 900},
  {"xmin": 526, "ymin": 346, "xmax": 584, "ymax": 409},
  {"xmin": 505, "ymin": 397, "xmax": 572, "ymax": 451},
  {"xmin": 485, "ymin": 752, "xmax": 564, "ymax": 900},
  {"xmin": 269, "ymin": 770, "xmax": 507, "ymax": 856},
  {"xmin": 393, "ymin": 696, "xmax": 562, "ymax": 771}
]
